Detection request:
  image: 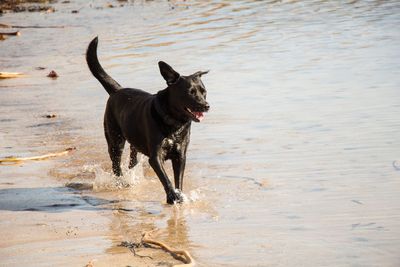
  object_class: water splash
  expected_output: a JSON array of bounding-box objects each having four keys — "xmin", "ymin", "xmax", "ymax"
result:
[
  {"xmin": 83, "ymin": 155, "xmax": 148, "ymax": 191},
  {"xmin": 177, "ymin": 188, "xmax": 204, "ymax": 204}
]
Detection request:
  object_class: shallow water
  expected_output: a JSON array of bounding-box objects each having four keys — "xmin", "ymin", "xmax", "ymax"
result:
[{"xmin": 1, "ymin": 0, "xmax": 400, "ymax": 266}]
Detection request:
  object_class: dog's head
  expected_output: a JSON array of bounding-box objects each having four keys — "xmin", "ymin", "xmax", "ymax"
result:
[{"xmin": 159, "ymin": 61, "xmax": 210, "ymax": 123}]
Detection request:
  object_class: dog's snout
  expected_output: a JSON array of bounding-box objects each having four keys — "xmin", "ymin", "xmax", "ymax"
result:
[{"xmin": 204, "ymin": 103, "xmax": 210, "ymax": 111}]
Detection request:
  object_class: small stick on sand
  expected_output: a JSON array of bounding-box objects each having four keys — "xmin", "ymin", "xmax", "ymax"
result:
[
  {"xmin": 0, "ymin": 72, "xmax": 25, "ymax": 79},
  {"xmin": 0, "ymin": 31, "xmax": 20, "ymax": 36},
  {"xmin": 142, "ymin": 230, "xmax": 194, "ymax": 267},
  {"xmin": 0, "ymin": 23, "xmax": 65, "ymax": 29},
  {"xmin": 119, "ymin": 229, "xmax": 194, "ymax": 266},
  {"xmin": 0, "ymin": 147, "xmax": 76, "ymax": 165}
]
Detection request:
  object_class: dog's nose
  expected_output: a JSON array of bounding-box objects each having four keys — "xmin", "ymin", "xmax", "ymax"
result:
[{"xmin": 204, "ymin": 103, "xmax": 210, "ymax": 111}]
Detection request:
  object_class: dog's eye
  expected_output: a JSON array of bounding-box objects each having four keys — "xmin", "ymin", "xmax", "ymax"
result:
[{"xmin": 189, "ymin": 88, "xmax": 196, "ymax": 95}]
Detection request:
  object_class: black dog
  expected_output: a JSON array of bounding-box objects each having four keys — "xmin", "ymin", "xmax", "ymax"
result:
[{"xmin": 86, "ymin": 37, "xmax": 209, "ymax": 204}]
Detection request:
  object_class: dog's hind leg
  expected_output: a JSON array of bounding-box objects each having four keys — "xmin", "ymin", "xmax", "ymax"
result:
[
  {"xmin": 128, "ymin": 145, "xmax": 138, "ymax": 169},
  {"xmin": 107, "ymin": 134, "xmax": 125, "ymax": 177},
  {"xmin": 104, "ymin": 120, "xmax": 125, "ymax": 176}
]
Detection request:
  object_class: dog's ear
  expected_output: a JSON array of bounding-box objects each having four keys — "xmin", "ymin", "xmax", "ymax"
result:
[
  {"xmin": 194, "ymin": 70, "xmax": 209, "ymax": 77},
  {"xmin": 159, "ymin": 61, "xmax": 180, "ymax": 85}
]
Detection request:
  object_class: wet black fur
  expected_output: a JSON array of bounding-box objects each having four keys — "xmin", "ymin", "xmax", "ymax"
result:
[{"xmin": 86, "ymin": 37, "xmax": 209, "ymax": 204}]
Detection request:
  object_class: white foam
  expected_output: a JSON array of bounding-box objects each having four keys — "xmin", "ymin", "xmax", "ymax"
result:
[
  {"xmin": 176, "ymin": 188, "xmax": 204, "ymax": 203},
  {"xmin": 82, "ymin": 155, "xmax": 204, "ymax": 203},
  {"xmin": 83, "ymin": 154, "xmax": 148, "ymax": 191}
]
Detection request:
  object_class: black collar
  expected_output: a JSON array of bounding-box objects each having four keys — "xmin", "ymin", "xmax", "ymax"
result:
[
  {"xmin": 151, "ymin": 90, "xmax": 192, "ymax": 137},
  {"xmin": 153, "ymin": 97, "xmax": 182, "ymax": 126}
]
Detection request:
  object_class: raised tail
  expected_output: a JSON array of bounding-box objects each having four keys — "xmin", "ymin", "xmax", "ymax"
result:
[{"xmin": 86, "ymin": 37, "xmax": 122, "ymax": 95}]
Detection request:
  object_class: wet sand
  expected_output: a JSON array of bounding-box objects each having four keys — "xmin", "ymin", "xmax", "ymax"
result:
[
  {"xmin": 0, "ymin": 141, "xmax": 183, "ymax": 266},
  {"xmin": 1, "ymin": 0, "xmax": 400, "ymax": 266}
]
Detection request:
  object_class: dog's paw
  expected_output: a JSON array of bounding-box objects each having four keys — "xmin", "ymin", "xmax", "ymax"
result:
[{"xmin": 166, "ymin": 189, "xmax": 184, "ymax": 205}]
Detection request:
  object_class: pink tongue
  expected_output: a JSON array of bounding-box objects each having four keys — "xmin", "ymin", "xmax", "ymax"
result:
[{"xmin": 193, "ymin": 111, "xmax": 204, "ymax": 121}]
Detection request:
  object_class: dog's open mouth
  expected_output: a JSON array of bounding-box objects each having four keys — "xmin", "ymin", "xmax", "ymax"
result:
[{"xmin": 185, "ymin": 107, "xmax": 205, "ymax": 122}]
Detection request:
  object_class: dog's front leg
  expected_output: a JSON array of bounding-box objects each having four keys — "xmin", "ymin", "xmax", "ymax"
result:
[
  {"xmin": 149, "ymin": 154, "xmax": 183, "ymax": 204},
  {"xmin": 172, "ymin": 138, "xmax": 189, "ymax": 192},
  {"xmin": 172, "ymin": 156, "xmax": 186, "ymax": 191}
]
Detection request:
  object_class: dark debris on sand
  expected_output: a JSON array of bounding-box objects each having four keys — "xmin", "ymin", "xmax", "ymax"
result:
[{"xmin": 0, "ymin": 0, "xmax": 57, "ymax": 14}]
